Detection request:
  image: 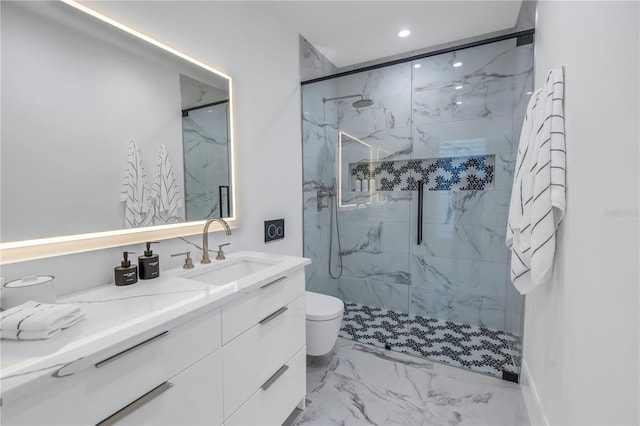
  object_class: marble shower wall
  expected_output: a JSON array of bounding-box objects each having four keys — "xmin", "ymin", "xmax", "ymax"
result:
[
  {"xmin": 302, "ymin": 78, "xmax": 341, "ymax": 296},
  {"xmin": 300, "ymin": 35, "xmax": 338, "ymax": 82},
  {"xmin": 302, "ymin": 38, "xmax": 533, "ymax": 334},
  {"xmin": 182, "ymin": 102, "xmax": 230, "ymax": 221}
]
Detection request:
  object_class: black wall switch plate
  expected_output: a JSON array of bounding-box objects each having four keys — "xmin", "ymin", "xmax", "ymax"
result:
[{"xmin": 265, "ymin": 219, "xmax": 285, "ymax": 242}]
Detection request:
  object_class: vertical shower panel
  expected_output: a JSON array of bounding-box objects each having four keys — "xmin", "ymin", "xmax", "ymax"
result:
[
  {"xmin": 334, "ymin": 63, "xmax": 413, "ymax": 313},
  {"xmin": 409, "ymin": 39, "xmax": 533, "ymax": 331},
  {"xmin": 302, "ymin": 78, "xmax": 340, "ymax": 297}
]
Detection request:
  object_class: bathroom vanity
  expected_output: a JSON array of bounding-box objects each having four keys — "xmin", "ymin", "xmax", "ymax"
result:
[{"xmin": 0, "ymin": 251, "xmax": 310, "ymax": 425}]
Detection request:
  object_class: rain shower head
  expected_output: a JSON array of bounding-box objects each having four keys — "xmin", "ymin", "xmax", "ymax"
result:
[
  {"xmin": 322, "ymin": 94, "xmax": 374, "ymax": 109},
  {"xmin": 352, "ymin": 98, "xmax": 374, "ymax": 108}
]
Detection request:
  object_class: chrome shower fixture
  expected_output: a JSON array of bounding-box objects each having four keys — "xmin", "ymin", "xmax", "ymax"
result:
[
  {"xmin": 322, "ymin": 94, "xmax": 374, "ymax": 108},
  {"xmin": 316, "ymin": 185, "xmax": 336, "ymax": 211}
]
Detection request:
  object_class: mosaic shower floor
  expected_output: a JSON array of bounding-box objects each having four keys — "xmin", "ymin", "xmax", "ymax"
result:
[{"xmin": 338, "ymin": 302, "xmax": 522, "ymax": 379}]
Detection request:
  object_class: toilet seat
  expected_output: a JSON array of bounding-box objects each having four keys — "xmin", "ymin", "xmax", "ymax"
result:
[{"xmin": 306, "ymin": 291, "xmax": 344, "ymax": 321}]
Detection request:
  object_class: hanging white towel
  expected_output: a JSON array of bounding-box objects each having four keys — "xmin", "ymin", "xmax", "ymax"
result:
[
  {"xmin": 506, "ymin": 69, "xmax": 566, "ymax": 294},
  {"xmin": 120, "ymin": 140, "xmax": 152, "ymax": 228},
  {"xmin": 0, "ymin": 300, "xmax": 85, "ymax": 341},
  {"xmin": 151, "ymin": 145, "xmax": 183, "ymax": 225}
]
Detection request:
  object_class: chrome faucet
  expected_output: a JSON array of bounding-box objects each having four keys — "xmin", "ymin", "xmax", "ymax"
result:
[{"xmin": 201, "ymin": 218, "xmax": 232, "ymax": 264}]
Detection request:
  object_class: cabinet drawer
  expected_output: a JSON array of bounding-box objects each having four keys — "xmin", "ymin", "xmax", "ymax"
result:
[
  {"xmin": 2, "ymin": 308, "xmax": 221, "ymax": 425},
  {"xmin": 222, "ymin": 295, "xmax": 305, "ymax": 418},
  {"xmin": 110, "ymin": 349, "xmax": 223, "ymax": 426},
  {"xmin": 221, "ymin": 269, "xmax": 304, "ymax": 344},
  {"xmin": 225, "ymin": 346, "xmax": 306, "ymax": 426}
]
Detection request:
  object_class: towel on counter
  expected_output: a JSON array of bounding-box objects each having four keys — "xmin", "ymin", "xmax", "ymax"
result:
[
  {"xmin": 121, "ymin": 140, "xmax": 152, "ymax": 228},
  {"xmin": 1, "ymin": 301, "xmax": 84, "ymax": 340},
  {"xmin": 506, "ymin": 68, "xmax": 567, "ymax": 294},
  {"xmin": 1, "ymin": 328, "xmax": 63, "ymax": 340},
  {"xmin": 151, "ymin": 144, "xmax": 183, "ymax": 225}
]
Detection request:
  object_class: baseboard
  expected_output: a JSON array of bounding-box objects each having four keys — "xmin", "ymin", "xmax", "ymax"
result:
[{"xmin": 520, "ymin": 360, "xmax": 549, "ymax": 426}]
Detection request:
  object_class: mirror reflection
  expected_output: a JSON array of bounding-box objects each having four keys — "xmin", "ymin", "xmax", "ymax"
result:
[
  {"xmin": 180, "ymin": 75, "xmax": 231, "ymax": 221},
  {"xmin": 0, "ymin": 1, "xmax": 233, "ymax": 243}
]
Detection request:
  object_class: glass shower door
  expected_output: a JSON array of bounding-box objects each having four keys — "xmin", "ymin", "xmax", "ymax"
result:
[{"xmin": 406, "ymin": 38, "xmax": 531, "ymax": 376}]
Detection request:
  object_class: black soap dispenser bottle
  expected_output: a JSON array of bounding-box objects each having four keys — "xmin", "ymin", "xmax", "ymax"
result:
[
  {"xmin": 115, "ymin": 251, "xmax": 138, "ymax": 286},
  {"xmin": 139, "ymin": 242, "xmax": 160, "ymax": 280}
]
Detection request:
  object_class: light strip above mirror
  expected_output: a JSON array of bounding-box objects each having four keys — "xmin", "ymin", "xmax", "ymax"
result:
[
  {"xmin": 0, "ymin": 0, "xmax": 236, "ymax": 265},
  {"xmin": 59, "ymin": 0, "xmax": 231, "ymax": 81}
]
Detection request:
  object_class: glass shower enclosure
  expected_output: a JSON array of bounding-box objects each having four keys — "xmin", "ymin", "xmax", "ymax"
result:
[{"xmin": 302, "ymin": 37, "xmax": 534, "ymax": 378}]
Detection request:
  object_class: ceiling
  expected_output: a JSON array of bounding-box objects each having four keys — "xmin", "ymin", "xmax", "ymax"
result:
[{"xmin": 268, "ymin": 1, "xmax": 524, "ymax": 68}]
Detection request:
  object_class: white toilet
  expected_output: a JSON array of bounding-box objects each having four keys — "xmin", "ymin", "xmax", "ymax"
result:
[{"xmin": 305, "ymin": 291, "xmax": 344, "ymax": 356}]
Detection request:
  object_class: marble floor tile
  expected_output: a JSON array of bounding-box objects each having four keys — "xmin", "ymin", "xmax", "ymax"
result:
[
  {"xmin": 298, "ymin": 338, "xmax": 529, "ymax": 426},
  {"xmin": 332, "ymin": 343, "xmax": 434, "ymax": 401},
  {"xmin": 300, "ymin": 372, "xmax": 427, "ymax": 425},
  {"xmin": 423, "ymin": 363, "xmax": 530, "ymax": 425},
  {"xmin": 301, "ymin": 339, "xmax": 428, "ymax": 425}
]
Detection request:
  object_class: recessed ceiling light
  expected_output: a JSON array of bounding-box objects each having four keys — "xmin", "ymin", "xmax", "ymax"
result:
[
  {"xmin": 414, "ymin": 64, "xmax": 422, "ymax": 69},
  {"xmin": 453, "ymin": 62, "xmax": 462, "ymax": 68},
  {"xmin": 455, "ymin": 85, "xmax": 463, "ymax": 90},
  {"xmin": 398, "ymin": 29, "xmax": 411, "ymax": 38}
]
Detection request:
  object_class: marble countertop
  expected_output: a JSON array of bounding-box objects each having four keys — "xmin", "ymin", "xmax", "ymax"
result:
[{"xmin": 0, "ymin": 250, "xmax": 310, "ymax": 405}]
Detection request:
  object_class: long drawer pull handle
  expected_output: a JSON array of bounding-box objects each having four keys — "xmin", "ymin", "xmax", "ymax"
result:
[
  {"xmin": 259, "ymin": 306, "xmax": 288, "ymax": 325},
  {"xmin": 96, "ymin": 381, "xmax": 173, "ymax": 426},
  {"xmin": 261, "ymin": 364, "xmax": 289, "ymax": 391},
  {"xmin": 95, "ymin": 331, "xmax": 170, "ymax": 368},
  {"xmin": 260, "ymin": 276, "xmax": 287, "ymax": 289}
]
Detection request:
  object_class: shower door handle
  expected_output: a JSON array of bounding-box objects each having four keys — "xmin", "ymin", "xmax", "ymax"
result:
[{"xmin": 417, "ymin": 180, "xmax": 424, "ymax": 245}]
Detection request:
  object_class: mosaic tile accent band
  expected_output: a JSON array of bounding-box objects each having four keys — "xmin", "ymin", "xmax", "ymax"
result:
[
  {"xmin": 350, "ymin": 155, "xmax": 495, "ymax": 191},
  {"xmin": 339, "ymin": 301, "xmax": 521, "ymax": 378}
]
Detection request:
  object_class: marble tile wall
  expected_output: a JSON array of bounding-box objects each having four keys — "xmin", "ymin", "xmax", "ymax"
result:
[
  {"xmin": 300, "ymin": 35, "xmax": 339, "ymax": 82},
  {"xmin": 182, "ymin": 102, "xmax": 230, "ymax": 221},
  {"xmin": 302, "ymin": 39, "xmax": 533, "ymax": 336},
  {"xmin": 302, "ymin": 78, "xmax": 340, "ymax": 296}
]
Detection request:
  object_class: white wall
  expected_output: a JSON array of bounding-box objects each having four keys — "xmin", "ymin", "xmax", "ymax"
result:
[
  {"xmin": 522, "ymin": 2, "xmax": 639, "ymax": 424},
  {"xmin": 1, "ymin": 1, "xmax": 303, "ymax": 295}
]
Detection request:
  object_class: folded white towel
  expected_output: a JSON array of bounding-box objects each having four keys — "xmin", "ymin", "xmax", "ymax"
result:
[
  {"xmin": 0, "ymin": 314, "xmax": 85, "ymax": 340},
  {"xmin": 1, "ymin": 301, "xmax": 83, "ymax": 332},
  {"xmin": 1, "ymin": 328, "xmax": 61, "ymax": 340}
]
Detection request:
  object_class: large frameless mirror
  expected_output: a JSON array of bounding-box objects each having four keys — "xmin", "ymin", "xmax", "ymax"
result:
[{"xmin": 0, "ymin": 0, "xmax": 235, "ymax": 263}]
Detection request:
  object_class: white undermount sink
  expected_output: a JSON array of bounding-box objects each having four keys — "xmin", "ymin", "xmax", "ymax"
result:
[{"xmin": 181, "ymin": 257, "xmax": 275, "ymax": 286}]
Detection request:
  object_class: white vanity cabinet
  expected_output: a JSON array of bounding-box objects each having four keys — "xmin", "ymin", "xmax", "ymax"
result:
[
  {"xmin": 1, "ymin": 256, "xmax": 309, "ymax": 426},
  {"xmin": 2, "ymin": 307, "xmax": 223, "ymax": 426},
  {"xmin": 222, "ymin": 268, "xmax": 306, "ymax": 424},
  {"xmin": 110, "ymin": 349, "xmax": 224, "ymax": 425}
]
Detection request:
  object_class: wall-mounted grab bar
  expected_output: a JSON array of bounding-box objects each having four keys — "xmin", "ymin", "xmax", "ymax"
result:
[{"xmin": 417, "ymin": 180, "xmax": 424, "ymax": 245}]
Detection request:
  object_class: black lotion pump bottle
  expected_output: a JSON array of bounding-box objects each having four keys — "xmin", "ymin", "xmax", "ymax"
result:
[
  {"xmin": 115, "ymin": 251, "xmax": 138, "ymax": 286},
  {"xmin": 139, "ymin": 242, "xmax": 160, "ymax": 280}
]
